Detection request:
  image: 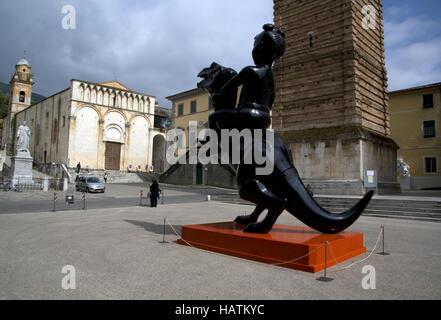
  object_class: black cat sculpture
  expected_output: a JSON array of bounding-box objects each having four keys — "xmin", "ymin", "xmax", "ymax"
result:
[{"xmin": 197, "ymin": 24, "xmax": 373, "ymax": 234}]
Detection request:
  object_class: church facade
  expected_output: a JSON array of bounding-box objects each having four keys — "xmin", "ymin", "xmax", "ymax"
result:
[{"xmin": 3, "ymin": 58, "xmax": 166, "ymax": 172}]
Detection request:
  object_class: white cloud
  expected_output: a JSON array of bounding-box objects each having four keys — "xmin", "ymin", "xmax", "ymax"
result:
[
  {"xmin": 3, "ymin": 1, "xmax": 439, "ymax": 104},
  {"xmin": 385, "ymin": 16, "xmax": 441, "ymax": 91},
  {"xmin": 384, "ymin": 17, "xmax": 439, "ymax": 47},
  {"xmin": 0, "ymin": 0, "xmax": 274, "ymax": 108}
]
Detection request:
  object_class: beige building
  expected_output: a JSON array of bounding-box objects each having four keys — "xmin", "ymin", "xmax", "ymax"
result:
[
  {"xmin": 2, "ymin": 57, "xmax": 167, "ymax": 172},
  {"xmin": 167, "ymin": 86, "xmax": 245, "ymax": 148},
  {"xmin": 163, "ymin": 88, "xmax": 238, "ymax": 187},
  {"xmin": 167, "ymin": 88, "xmax": 212, "ymax": 140},
  {"xmin": 390, "ymin": 82, "xmax": 441, "ymax": 189}
]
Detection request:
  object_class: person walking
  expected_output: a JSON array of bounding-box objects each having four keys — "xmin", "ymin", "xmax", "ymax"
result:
[
  {"xmin": 306, "ymin": 184, "xmax": 314, "ymax": 197},
  {"xmin": 104, "ymin": 172, "xmax": 108, "ymax": 184},
  {"xmin": 149, "ymin": 179, "xmax": 161, "ymax": 208},
  {"xmin": 76, "ymin": 162, "xmax": 81, "ymax": 173}
]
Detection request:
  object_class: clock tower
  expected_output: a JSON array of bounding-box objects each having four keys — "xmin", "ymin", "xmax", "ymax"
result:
[{"xmin": 1, "ymin": 56, "xmax": 34, "ymax": 153}]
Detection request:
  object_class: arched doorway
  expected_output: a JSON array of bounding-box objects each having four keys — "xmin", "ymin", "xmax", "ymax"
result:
[
  {"xmin": 104, "ymin": 124, "xmax": 124, "ymax": 171},
  {"xmin": 152, "ymin": 134, "xmax": 166, "ymax": 173},
  {"xmin": 105, "ymin": 142, "xmax": 121, "ymax": 170}
]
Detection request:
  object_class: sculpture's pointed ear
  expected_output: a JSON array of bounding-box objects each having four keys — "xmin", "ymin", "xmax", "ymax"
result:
[{"xmin": 277, "ymin": 29, "xmax": 285, "ymax": 38}]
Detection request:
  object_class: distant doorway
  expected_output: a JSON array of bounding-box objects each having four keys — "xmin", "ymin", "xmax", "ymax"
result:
[
  {"xmin": 152, "ymin": 135, "xmax": 167, "ymax": 173},
  {"xmin": 105, "ymin": 142, "xmax": 121, "ymax": 170},
  {"xmin": 196, "ymin": 163, "xmax": 203, "ymax": 185}
]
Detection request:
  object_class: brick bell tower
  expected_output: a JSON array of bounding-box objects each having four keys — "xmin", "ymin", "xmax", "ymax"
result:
[
  {"xmin": 1, "ymin": 56, "xmax": 34, "ymax": 153},
  {"xmin": 272, "ymin": 0, "xmax": 400, "ymax": 195}
]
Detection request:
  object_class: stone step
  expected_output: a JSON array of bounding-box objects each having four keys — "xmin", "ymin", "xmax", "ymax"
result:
[
  {"xmin": 209, "ymin": 193, "xmax": 441, "ymax": 222},
  {"xmin": 32, "ymin": 169, "xmax": 53, "ymax": 179},
  {"xmin": 361, "ymin": 213, "xmax": 441, "ymax": 223},
  {"xmin": 317, "ymin": 198, "xmax": 441, "ymax": 207},
  {"xmin": 322, "ymin": 204, "xmax": 441, "ymax": 211},
  {"xmin": 213, "ymin": 195, "xmax": 441, "ymax": 209},
  {"xmin": 322, "ymin": 207, "xmax": 441, "ymax": 218},
  {"xmin": 69, "ymin": 169, "xmax": 155, "ymax": 184}
]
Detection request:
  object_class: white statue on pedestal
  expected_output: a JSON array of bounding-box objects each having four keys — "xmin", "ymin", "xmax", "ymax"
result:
[
  {"xmin": 397, "ymin": 157, "xmax": 411, "ymax": 191},
  {"xmin": 11, "ymin": 121, "xmax": 33, "ymax": 185},
  {"xmin": 397, "ymin": 157, "xmax": 410, "ymax": 177},
  {"xmin": 16, "ymin": 122, "xmax": 31, "ymax": 154}
]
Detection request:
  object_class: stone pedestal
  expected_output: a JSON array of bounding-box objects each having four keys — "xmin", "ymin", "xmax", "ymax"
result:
[
  {"xmin": 43, "ymin": 177, "xmax": 49, "ymax": 192},
  {"xmin": 11, "ymin": 151, "xmax": 33, "ymax": 185},
  {"xmin": 399, "ymin": 176, "xmax": 411, "ymax": 191},
  {"xmin": 63, "ymin": 178, "xmax": 69, "ymax": 191},
  {"xmin": 281, "ymin": 127, "xmax": 401, "ymax": 195}
]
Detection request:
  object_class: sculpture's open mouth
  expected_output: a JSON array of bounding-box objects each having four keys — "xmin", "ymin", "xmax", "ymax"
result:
[
  {"xmin": 197, "ymin": 78, "xmax": 210, "ymax": 89},
  {"xmin": 197, "ymin": 63, "xmax": 222, "ymax": 88}
]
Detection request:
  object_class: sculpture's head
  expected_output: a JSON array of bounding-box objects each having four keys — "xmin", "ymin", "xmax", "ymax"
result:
[
  {"xmin": 197, "ymin": 62, "xmax": 237, "ymax": 93},
  {"xmin": 252, "ymin": 24, "xmax": 285, "ymax": 66}
]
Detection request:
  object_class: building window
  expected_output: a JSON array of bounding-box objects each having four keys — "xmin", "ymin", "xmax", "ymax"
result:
[
  {"xmin": 190, "ymin": 100, "xmax": 197, "ymax": 114},
  {"xmin": 423, "ymin": 120, "xmax": 436, "ymax": 138},
  {"xmin": 423, "ymin": 94, "xmax": 434, "ymax": 109},
  {"xmin": 19, "ymin": 91, "xmax": 25, "ymax": 103},
  {"xmin": 177, "ymin": 103, "xmax": 184, "ymax": 116},
  {"xmin": 425, "ymin": 157, "xmax": 437, "ymax": 174}
]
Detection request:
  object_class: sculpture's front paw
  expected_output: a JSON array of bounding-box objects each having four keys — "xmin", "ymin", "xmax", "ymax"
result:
[
  {"xmin": 244, "ymin": 222, "xmax": 271, "ymax": 234},
  {"xmin": 234, "ymin": 215, "xmax": 258, "ymax": 225}
]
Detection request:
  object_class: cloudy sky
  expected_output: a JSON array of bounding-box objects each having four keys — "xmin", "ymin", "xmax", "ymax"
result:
[{"xmin": 0, "ymin": 0, "xmax": 440, "ymax": 108}]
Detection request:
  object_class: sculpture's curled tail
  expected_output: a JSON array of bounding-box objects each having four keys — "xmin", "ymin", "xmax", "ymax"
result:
[{"xmin": 283, "ymin": 167, "xmax": 374, "ymax": 234}]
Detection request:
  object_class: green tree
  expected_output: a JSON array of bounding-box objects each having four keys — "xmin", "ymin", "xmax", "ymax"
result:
[
  {"xmin": 0, "ymin": 90, "xmax": 8, "ymax": 118},
  {"xmin": 0, "ymin": 90, "xmax": 9, "ymax": 132}
]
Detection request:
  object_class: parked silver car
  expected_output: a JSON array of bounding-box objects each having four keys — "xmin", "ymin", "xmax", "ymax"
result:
[{"xmin": 76, "ymin": 176, "xmax": 105, "ymax": 193}]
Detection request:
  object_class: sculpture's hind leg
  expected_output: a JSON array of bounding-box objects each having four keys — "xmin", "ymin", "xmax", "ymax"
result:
[
  {"xmin": 238, "ymin": 179, "xmax": 287, "ymax": 234},
  {"xmin": 235, "ymin": 205, "xmax": 265, "ymax": 225},
  {"xmin": 244, "ymin": 206, "xmax": 285, "ymax": 234}
]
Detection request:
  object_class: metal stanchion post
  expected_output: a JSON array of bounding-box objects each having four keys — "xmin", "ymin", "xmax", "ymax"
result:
[
  {"xmin": 159, "ymin": 217, "xmax": 168, "ymax": 244},
  {"xmin": 53, "ymin": 192, "xmax": 57, "ymax": 212},
  {"xmin": 82, "ymin": 192, "xmax": 86, "ymax": 210},
  {"xmin": 139, "ymin": 190, "xmax": 143, "ymax": 206},
  {"xmin": 161, "ymin": 190, "xmax": 164, "ymax": 205},
  {"xmin": 317, "ymin": 241, "xmax": 334, "ymax": 282},
  {"xmin": 377, "ymin": 225, "xmax": 390, "ymax": 255}
]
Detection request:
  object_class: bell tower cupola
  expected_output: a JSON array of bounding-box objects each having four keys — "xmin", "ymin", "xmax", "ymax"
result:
[
  {"xmin": 10, "ymin": 55, "xmax": 34, "ymax": 114},
  {"xmin": 1, "ymin": 55, "xmax": 35, "ymax": 151}
]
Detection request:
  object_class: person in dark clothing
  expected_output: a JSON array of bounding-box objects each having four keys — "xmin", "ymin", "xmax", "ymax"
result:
[
  {"xmin": 104, "ymin": 172, "xmax": 108, "ymax": 183},
  {"xmin": 306, "ymin": 184, "xmax": 314, "ymax": 197},
  {"xmin": 149, "ymin": 179, "xmax": 161, "ymax": 208},
  {"xmin": 76, "ymin": 162, "xmax": 81, "ymax": 173}
]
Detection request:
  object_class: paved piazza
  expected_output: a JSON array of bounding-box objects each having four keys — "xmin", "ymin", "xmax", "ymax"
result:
[{"xmin": 0, "ymin": 195, "xmax": 440, "ymax": 300}]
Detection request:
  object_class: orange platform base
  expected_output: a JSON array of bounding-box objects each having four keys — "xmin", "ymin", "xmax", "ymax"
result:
[{"xmin": 177, "ymin": 222, "xmax": 366, "ymax": 273}]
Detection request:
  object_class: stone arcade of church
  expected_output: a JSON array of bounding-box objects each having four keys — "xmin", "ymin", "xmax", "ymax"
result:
[{"xmin": 8, "ymin": 70, "xmax": 166, "ymax": 171}]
